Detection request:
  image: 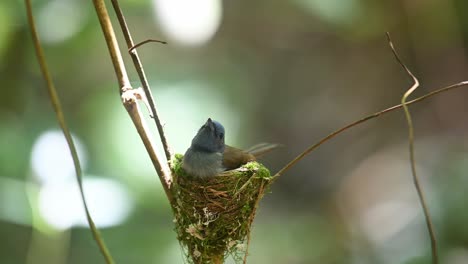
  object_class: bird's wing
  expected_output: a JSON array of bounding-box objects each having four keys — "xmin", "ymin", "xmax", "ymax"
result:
[{"xmin": 223, "ymin": 145, "xmax": 255, "ymax": 170}]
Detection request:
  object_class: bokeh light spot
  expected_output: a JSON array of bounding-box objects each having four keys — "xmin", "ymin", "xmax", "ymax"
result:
[
  {"xmin": 37, "ymin": 0, "xmax": 86, "ymax": 44},
  {"xmin": 152, "ymin": 0, "xmax": 222, "ymax": 46},
  {"xmin": 38, "ymin": 177, "xmax": 133, "ymax": 230},
  {"xmin": 30, "ymin": 130, "xmax": 87, "ymax": 185}
]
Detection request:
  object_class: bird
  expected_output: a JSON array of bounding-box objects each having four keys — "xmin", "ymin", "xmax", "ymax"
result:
[{"xmin": 182, "ymin": 118, "xmax": 279, "ymax": 178}]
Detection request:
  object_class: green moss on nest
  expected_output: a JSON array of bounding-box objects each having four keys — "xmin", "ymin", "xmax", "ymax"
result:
[
  {"xmin": 242, "ymin": 162, "xmax": 271, "ymax": 179},
  {"xmin": 170, "ymin": 154, "xmax": 272, "ymax": 264},
  {"xmin": 172, "ymin": 153, "xmax": 188, "ymax": 177}
]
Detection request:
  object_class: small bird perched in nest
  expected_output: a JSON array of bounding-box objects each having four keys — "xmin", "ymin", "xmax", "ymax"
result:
[{"xmin": 182, "ymin": 118, "xmax": 279, "ymax": 178}]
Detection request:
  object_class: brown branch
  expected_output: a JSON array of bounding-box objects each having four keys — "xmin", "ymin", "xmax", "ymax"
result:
[
  {"xmin": 91, "ymin": 0, "xmax": 173, "ymax": 202},
  {"xmin": 122, "ymin": 89, "xmax": 174, "ymax": 204},
  {"xmin": 129, "ymin": 39, "xmax": 167, "ymax": 53},
  {"xmin": 387, "ymin": 32, "xmax": 438, "ymax": 264},
  {"xmin": 91, "ymin": 0, "xmax": 131, "ymax": 92},
  {"xmin": 25, "ymin": 0, "xmax": 114, "ymax": 262},
  {"xmin": 110, "ymin": 0, "xmax": 172, "ymax": 162},
  {"xmin": 273, "ymin": 80, "xmax": 468, "ymax": 178},
  {"xmin": 243, "ymin": 180, "xmax": 266, "ymax": 264}
]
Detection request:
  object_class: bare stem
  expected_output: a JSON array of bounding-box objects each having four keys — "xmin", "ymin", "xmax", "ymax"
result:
[
  {"xmin": 122, "ymin": 89, "xmax": 174, "ymax": 204},
  {"xmin": 25, "ymin": 0, "xmax": 114, "ymax": 263},
  {"xmin": 110, "ymin": 0, "xmax": 172, "ymax": 162},
  {"xmin": 91, "ymin": 0, "xmax": 173, "ymax": 202},
  {"xmin": 386, "ymin": 32, "xmax": 438, "ymax": 264},
  {"xmin": 91, "ymin": 0, "xmax": 131, "ymax": 92},
  {"xmin": 243, "ymin": 181, "xmax": 266, "ymax": 264}
]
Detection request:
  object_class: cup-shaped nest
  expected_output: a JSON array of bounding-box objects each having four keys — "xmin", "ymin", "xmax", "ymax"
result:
[{"xmin": 170, "ymin": 154, "xmax": 273, "ymax": 264}]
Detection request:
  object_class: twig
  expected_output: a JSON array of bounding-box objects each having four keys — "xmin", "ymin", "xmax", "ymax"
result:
[
  {"xmin": 110, "ymin": 0, "xmax": 172, "ymax": 162},
  {"xmin": 273, "ymin": 80, "xmax": 468, "ymax": 178},
  {"xmin": 129, "ymin": 39, "xmax": 167, "ymax": 53},
  {"xmin": 91, "ymin": 0, "xmax": 173, "ymax": 202},
  {"xmin": 25, "ymin": 0, "xmax": 114, "ymax": 263},
  {"xmin": 386, "ymin": 32, "xmax": 438, "ymax": 264},
  {"xmin": 243, "ymin": 180, "xmax": 266, "ymax": 264}
]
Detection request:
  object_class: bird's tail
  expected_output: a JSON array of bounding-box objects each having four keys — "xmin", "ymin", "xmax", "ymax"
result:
[{"xmin": 246, "ymin": 143, "xmax": 282, "ymax": 158}]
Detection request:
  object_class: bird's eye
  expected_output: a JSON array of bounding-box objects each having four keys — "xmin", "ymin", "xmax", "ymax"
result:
[{"xmin": 219, "ymin": 133, "xmax": 224, "ymax": 139}]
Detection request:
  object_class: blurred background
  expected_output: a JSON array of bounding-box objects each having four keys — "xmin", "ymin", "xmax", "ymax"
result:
[{"xmin": 2, "ymin": 0, "xmax": 468, "ymax": 263}]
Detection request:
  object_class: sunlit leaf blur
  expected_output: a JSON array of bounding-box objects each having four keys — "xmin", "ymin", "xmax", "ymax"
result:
[{"xmin": 2, "ymin": 0, "xmax": 468, "ymax": 263}]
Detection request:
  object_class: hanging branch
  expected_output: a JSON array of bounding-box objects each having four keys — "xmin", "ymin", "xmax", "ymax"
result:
[
  {"xmin": 91, "ymin": 0, "xmax": 173, "ymax": 203},
  {"xmin": 25, "ymin": 0, "xmax": 114, "ymax": 263},
  {"xmin": 273, "ymin": 80, "xmax": 468, "ymax": 178},
  {"xmin": 242, "ymin": 181, "xmax": 266, "ymax": 264},
  {"xmin": 110, "ymin": 0, "xmax": 172, "ymax": 162},
  {"xmin": 386, "ymin": 32, "xmax": 438, "ymax": 264}
]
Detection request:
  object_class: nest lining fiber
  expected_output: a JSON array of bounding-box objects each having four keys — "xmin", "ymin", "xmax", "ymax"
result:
[{"xmin": 170, "ymin": 154, "xmax": 272, "ymax": 264}]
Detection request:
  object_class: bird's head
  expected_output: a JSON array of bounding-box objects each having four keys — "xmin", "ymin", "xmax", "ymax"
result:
[{"xmin": 190, "ymin": 118, "xmax": 225, "ymax": 153}]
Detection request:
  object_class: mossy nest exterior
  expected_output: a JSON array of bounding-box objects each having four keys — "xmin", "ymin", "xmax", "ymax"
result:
[{"xmin": 170, "ymin": 154, "xmax": 273, "ymax": 264}]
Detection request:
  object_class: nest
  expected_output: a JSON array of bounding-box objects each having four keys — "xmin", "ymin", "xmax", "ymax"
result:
[{"xmin": 170, "ymin": 154, "xmax": 273, "ymax": 264}]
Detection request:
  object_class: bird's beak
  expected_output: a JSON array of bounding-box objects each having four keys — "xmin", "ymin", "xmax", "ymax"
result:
[{"xmin": 205, "ymin": 118, "xmax": 214, "ymax": 130}]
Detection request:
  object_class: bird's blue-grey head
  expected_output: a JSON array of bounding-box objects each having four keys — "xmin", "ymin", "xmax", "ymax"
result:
[{"xmin": 190, "ymin": 118, "xmax": 225, "ymax": 153}]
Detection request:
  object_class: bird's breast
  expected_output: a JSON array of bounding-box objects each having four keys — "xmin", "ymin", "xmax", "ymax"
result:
[{"xmin": 182, "ymin": 148, "xmax": 224, "ymax": 178}]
